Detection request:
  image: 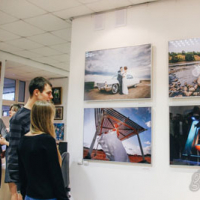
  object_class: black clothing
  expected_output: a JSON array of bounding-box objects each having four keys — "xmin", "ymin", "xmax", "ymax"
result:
[
  {"xmin": 117, "ymin": 70, "xmax": 123, "ymax": 94},
  {"xmin": 7, "ymin": 107, "xmax": 31, "ymax": 184},
  {"xmin": 18, "ymin": 133, "xmax": 68, "ymax": 200}
]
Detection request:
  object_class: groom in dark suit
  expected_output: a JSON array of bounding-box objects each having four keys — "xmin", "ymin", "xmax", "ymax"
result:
[{"xmin": 117, "ymin": 67, "xmax": 123, "ymax": 94}]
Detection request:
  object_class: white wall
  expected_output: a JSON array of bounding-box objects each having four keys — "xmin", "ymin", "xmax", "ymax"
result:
[
  {"xmin": 67, "ymin": 0, "xmax": 200, "ymax": 200},
  {"xmin": 51, "ymin": 78, "xmax": 69, "ymax": 141}
]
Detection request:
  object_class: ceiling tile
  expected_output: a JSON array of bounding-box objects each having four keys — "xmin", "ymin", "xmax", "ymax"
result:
[
  {"xmin": 50, "ymin": 43, "xmax": 71, "ymax": 54},
  {"xmin": 78, "ymin": 0, "xmax": 101, "ymax": 3},
  {"xmin": 51, "ymin": 54, "xmax": 69, "ymax": 62},
  {"xmin": 86, "ymin": 0, "xmax": 132, "ymax": 12},
  {"xmin": 0, "ymin": 0, "xmax": 47, "ymax": 19},
  {"xmin": 6, "ymin": 38, "xmax": 43, "ymax": 50},
  {"xmin": 0, "ymin": 11, "xmax": 18, "ymax": 25},
  {"xmin": 27, "ymin": 0, "xmax": 81, "ymax": 12},
  {"xmin": 129, "ymin": 0, "xmax": 158, "ymax": 3},
  {"xmin": 0, "ymin": 21, "xmax": 45, "ymax": 37},
  {"xmin": 51, "ymin": 28, "xmax": 71, "ymax": 41},
  {"xmin": 0, "ymin": 28, "xmax": 20, "ymax": 41},
  {"xmin": 0, "ymin": 42, "xmax": 23, "ymax": 53},
  {"xmin": 30, "ymin": 47, "xmax": 61, "ymax": 56},
  {"xmin": 28, "ymin": 33, "xmax": 67, "ymax": 46},
  {"xmin": 56, "ymin": 62, "xmax": 70, "ymax": 71},
  {"xmin": 53, "ymin": 5, "xmax": 94, "ymax": 19},
  {"xmin": 24, "ymin": 14, "xmax": 70, "ymax": 31},
  {"xmin": 31, "ymin": 57, "xmax": 60, "ymax": 66},
  {"xmin": 13, "ymin": 50, "xmax": 42, "ymax": 58}
]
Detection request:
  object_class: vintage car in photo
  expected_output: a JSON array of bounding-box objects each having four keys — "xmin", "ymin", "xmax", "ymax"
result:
[{"xmin": 96, "ymin": 74, "xmax": 140, "ymax": 94}]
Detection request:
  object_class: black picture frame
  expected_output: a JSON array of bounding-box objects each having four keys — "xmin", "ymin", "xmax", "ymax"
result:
[
  {"xmin": 54, "ymin": 106, "xmax": 63, "ymax": 120},
  {"xmin": 52, "ymin": 87, "xmax": 62, "ymax": 105}
]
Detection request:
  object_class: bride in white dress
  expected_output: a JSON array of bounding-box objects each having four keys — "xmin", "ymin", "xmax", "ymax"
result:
[{"xmin": 122, "ymin": 66, "xmax": 128, "ymax": 95}]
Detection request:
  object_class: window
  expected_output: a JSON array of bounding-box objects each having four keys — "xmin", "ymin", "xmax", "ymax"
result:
[
  {"xmin": 3, "ymin": 78, "xmax": 16, "ymax": 101},
  {"xmin": 2, "ymin": 78, "xmax": 26, "ymax": 106},
  {"xmin": 2, "ymin": 105, "xmax": 10, "ymax": 116},
  {"xmin": 18, "ymin": 81, "xmax": 26, "ymax": 102}
]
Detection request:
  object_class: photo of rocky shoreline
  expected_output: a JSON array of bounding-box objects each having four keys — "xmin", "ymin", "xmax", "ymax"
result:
[{"xmin": 169, "ymin": 38, "xmax": 200, "ymax": 98}]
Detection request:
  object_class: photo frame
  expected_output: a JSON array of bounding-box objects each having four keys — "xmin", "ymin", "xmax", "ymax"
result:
[
  {"xmin": 54, "ymin": 123, "xmax": 64, "ymax": 141},
  {"xmin": 84, "ymin": 44, "xmax": 152, "ymax": 101},
  {"xmin": 170, "ymin": 105, "xmax": 200, "ymax": 166},
  {"xmin": 54, "ymin": 106, "xmax": 63, "ymax": 120},
  {"xmin": 83, "ymin": 107, "xmax": 151, "ymax": 164},
  {"xmin": 169, "ymin": 37, "xmax": 200, "ymax": 98},
  {"xmin": 52, "ymin": 87, "xmax": 62, "ymax": 105}
]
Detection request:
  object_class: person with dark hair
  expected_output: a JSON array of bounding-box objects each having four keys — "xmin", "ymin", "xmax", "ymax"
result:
[
  {"xmin": 18, "ymin": 101, "xmax": 68, "ymax": 200},
  {"xmin": 117, "ymin": 67, "xmax": 123, "ymax": 94},
  {"xmin": 0, "ymin": 104, "xmax": 21, "ymax": 198},
  {"xmin": 7, "ymin": 77, "xmax": 53, "ymax": 200}
]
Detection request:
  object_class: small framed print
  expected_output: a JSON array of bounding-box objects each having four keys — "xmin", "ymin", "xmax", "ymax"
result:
[
  {"xmin": 54, "ymin": 106, "xmax": 63, "ymax": 120},
  {"xmin": 54, "ymin": 123, "xmax": 64, "ymax": 141},
  {"xmin": 52, "ymin": 87, "xmax": 62, "ymax": 105}
]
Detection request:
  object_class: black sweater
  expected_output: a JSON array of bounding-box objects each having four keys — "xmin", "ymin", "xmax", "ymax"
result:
[{"xmin": 18, "ymin": 133, "xmax": 68, "ymax": 200}]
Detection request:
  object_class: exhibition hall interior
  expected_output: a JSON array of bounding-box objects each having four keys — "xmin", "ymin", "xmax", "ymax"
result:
[{"xmin": 1, "ymin": 0, "xmax": 200, "ymax": 200}]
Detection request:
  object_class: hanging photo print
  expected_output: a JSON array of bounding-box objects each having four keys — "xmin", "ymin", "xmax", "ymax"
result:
[
  {"xmin": 169, "ymin": 37, "xmax": 200, "ymax": 98},
  {"xmin": 84, "ymin": 44, "xmax": 152, "ymax": 101},
  {"xmin": 170, "ymin": 105, "xmax": 200, "ymax": 166},
  {"xmin": 83, "ymin": 107, "xmax": 151, "ymax": 164}
]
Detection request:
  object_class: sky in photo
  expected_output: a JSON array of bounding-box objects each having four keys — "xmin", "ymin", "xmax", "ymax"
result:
[
  {"xmin": 85, "ymin": 44, "xmax": 151, "ymax": 81},
  {"xmin": 169, "ymin": 38, "xmax": 200, "ymax": 53}
]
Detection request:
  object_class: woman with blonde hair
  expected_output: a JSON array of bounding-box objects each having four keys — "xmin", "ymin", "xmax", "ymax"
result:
[{"xmin": 17, "ymin": 101, "xmax": 68, "ymax": 200}]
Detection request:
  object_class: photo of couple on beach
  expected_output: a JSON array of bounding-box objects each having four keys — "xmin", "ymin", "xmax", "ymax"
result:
[{"xmin": 84, "ymin": 44, "xmax": 152, "ymax": 101}]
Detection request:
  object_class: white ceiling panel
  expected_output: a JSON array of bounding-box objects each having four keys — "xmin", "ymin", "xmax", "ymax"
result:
[
  {"xmin": 86, "ymin": 0, "xmax": 133, "ymax": 12},
  {"xmin": 78, "ymin": 0, "xmax": 101, "ymax": 3},
  {"xmin": 13, "ymin": 50, "xmax": 42, "ymax": 58},
  {"xmin": 0, "ymin": 11, "xmax": 18, "ymax": 25},
  {"xmin": 56, "ymin": 62, "xmax": 70, "ymax": 70},
  {"xmin": 53, "ymin": 6, "xmax": 94, "ymax": 19},
  {"xmin": 28, "ymin": 33, "xmax": 67, "ymax": 46},
  {"xmin": 0, "ymin": 28, "xmax": 20, "ymax": 41},
  {"xmin": 27, "ymin": 0, "xmax": 81, "ymax": 12},
  {"xmin": 29, "ymin": 33, "xmax": 66, "ymax": 45},
  {"xmin": 0, "ymin": 42, "xmax": 23, "ymax": 53},
  {"xmin": 32, "ymin": 56, "xmax": 60, "ymax": 64},
  {"xmin": 0, "ymin": 21, "xmax": 45, "ymax": 37},
  {"xmin": 6, "ymin": 38, "xmax": 43, "ymax": 50},
  {"xmin": 51, "ymin": 54, "xmax": 69, "ymax": 62},
  {"xmin": 24, "ymin": 14, "xmax": 70, "ymax": 31},
  {"xmin": 0, "ymin": 0, "xmax": 47, "ymax": 19},
  {"xmin": 129, "ymin": 0, "xmax": 158, "ymax": 3},
  {"xmin": 30, "ymin": 47, "xmax": 61, "ymax": 56},
  {"xmin": 51, "ymin": 28, "xmax": 71, "ymax": 41},
  {"xmin": 50, "ymin": 43, "xmax": 71, "ymax": 54}
]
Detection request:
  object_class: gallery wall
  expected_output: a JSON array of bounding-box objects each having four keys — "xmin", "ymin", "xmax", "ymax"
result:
[
  {"xmin": 67, "ymin": 0, "xmax": 200, "ymax": 200},
  {"xmin": 0, "ymin": 52, "xmax": 69, "ymax": 140}
]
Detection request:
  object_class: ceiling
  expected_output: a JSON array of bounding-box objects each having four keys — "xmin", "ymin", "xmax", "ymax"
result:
[{"xmin": 0, "ymin": 0, "xmax": 160, "ymax": 79}]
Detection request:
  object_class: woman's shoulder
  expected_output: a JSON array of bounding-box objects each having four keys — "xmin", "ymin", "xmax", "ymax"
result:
[{"xmin": 40, "ymin": 134, "xmax": 56, "ymax": 143}]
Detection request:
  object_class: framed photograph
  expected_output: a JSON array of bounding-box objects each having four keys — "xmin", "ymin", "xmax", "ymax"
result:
[
  {"xmin": 83, "ymin": 107, "xmax": 151, "ymax": 164},
  {"xmin": 54, "ymin": 106, "xmax": 63, "ymax": 120},
  {"xmin": 170, "ymin": 105, "xmax": 200, "ymax": 166},
  {"xmin": 52, "ymin": 87, "xmax": 62, "ymax": 105},
  {"xmin": 54, "ymin": 123, "xmax": 64, "ymax": 141},
  {"xmin": 84, "ymin": 44, "xmax": 152, "ymax": 101},
  {"xmin": 169, "ymin": 37, "xmax": 200, "ymax": 98}
]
